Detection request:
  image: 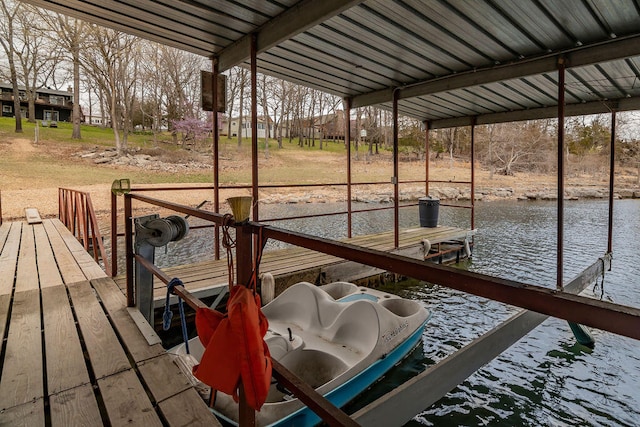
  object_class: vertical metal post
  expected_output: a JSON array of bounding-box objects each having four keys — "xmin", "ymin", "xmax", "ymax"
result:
[
  {"xmin": 125, "ymin": 194, "xmax": 134, "ymax": 307},
  {"xmin": 134, "ymin": 215, "xmax": 158, "ymax": 324},
  {"xmin": 557, "ymin": 58, "xmax": 566, "ymax": 290},
  {"xmin": 424, "ymin": 121, "xmax": 430, "ymax": 196},
  {"xmin": 393, "ymin": 88, "xmax": 399, "ymax": 249},
  {"xmin": 213, "ymin": 58, "xmax": 221, "ymax": 260},
  {"xmin": 608, "ymin": 110, "xmax": 616, "ymax": 255},
  {"xmin": 470, "ymin": 117, "xmax": 476, "ymax": 231},
  {"xmin": 236, "ymin": 225, "xmax": 253, "ymax": 286},
  {"xmin": 235, "ymin": 223, "xmax": 255, "ymax": 426},
  {"xmin": 251, "ymin": 33, "xmax": 259, "ymax": 222},
  {"xmin": 111, "ymin": 191, "xmax": 117, "ymax": 276},
  {"xmin": 345, "ymin": 98, "xmax": 352, "ymax": 238}
]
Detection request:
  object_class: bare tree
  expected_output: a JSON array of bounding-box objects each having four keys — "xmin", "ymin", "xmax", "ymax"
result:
[
  {"xmin": 477, "ymin": 121, "xmax": 553, "ymax": 176},
  {"xmin": 81, "ymin": 26, "xmax": 139, "ymax": 154},
  {"xmin": 225, "ymin": 66, "xmax": 243, "ymax": 139},
  {"xmin": 0, "ymin": 0, "xmax": 24, "ymax": 132},
  {"xmin": 258, "ymin": 73, "xmax": 278, "ymax": 159},
  {"xmin": 14, "ymin": 5, "xmax": 60, "ymax": 123},
  {"xmin": 40, "ymin": 12, "xmax": 85, "ymax": 138},
  {"xmin": 155, "ymin": 44, "xmax": 205, "ymax": 144},
  {"xmin": 233, "ymin": 67, "xmax": 249, "ymax": 147}
]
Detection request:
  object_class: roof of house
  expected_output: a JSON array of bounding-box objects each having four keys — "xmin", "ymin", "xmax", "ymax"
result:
[
  {"xmin": 0, "ymin": 82, "xmax": 73, "ymax": 97},
  {"xmin": 21, "ymin": 0, "xmax": 640, "ymax": 128}
]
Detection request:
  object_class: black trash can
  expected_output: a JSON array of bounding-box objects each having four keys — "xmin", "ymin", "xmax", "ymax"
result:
[{"xmin": 419, "ymin": 196, "xmax": 439, "ymax": 227}]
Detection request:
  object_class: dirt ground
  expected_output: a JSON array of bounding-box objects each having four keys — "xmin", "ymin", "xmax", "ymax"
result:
[{"xmin": 1, "ymin": 136, "xmax": 635, "ymax": 225}]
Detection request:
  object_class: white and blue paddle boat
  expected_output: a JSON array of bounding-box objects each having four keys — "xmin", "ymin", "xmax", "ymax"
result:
[{"xmin": 171, "ymin": 281, "xmax": 431, "ymax": 426}]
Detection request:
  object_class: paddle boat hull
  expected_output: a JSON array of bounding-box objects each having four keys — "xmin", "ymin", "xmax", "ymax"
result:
[{"xmin": 170, "ymin": 281, "xmax": 431, "ymax": 426}]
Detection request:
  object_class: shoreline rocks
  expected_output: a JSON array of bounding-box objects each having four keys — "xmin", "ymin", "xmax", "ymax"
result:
[
  {"xmin": 74, "ymin": 147, "xmax": 640, "ymax": 204},
  {"xmin": 258, "ymin": 184, "xmax": 639, "ymax": 205}
]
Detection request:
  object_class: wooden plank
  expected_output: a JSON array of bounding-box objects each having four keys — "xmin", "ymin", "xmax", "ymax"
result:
[
  {"xmin": 91, "ymin": 277, "xmax": 164, "ymax": 363},
  {"xmin": 67, "ymin": 281, "xmax": 130, "ymax": 379},
  {"xmin": 136, "ymin": 354, "xmax": 192, "ymax": 403},
  {"xmin": 49, "ymin": 384, "xmax": 102, "ymax": 427},
  {"xmin": 42, "ymin": 220, "xmax": 86, "ymax": 285},
  {"xmin": 33, "ymin": 224, "xmax": 63, "ymax": 288},
  {"xmin": 0, "ymin": 222, "xmax": 11, "ymax": 251},
  {"xmin": 157, "ymin": 387, "xmax": 222, "ymax": 427},
  {"xmin": 0, "ymin": 289, "xmax": 43, "ymax": 409},
  {"xmin": 97, "ymin": 369, "xmax": 163, "ymax": 427},
  {"xmin": 49, "ymin": 219, "xmax": 106, "ymax": 280},
  {"xmin": 15, "ymin": 224, "xmax": 38, "ymax": 292},
  {"xmin": 0, "ymin": 294, "xmax": 10, "ymax": 345},
  {"xmin": 0, "ymin": 399, "xmax": 45, "ymax": 427},
  {"xmin": 117, "ymin": 225, "xmax": 471, "ymax": 304},
  {"xmin": 41, "ymin": 286, "xmax": 90, "ymax": 394},
  {"xmin": 127, "ymin": 307, "xmax": 162, "ymax": 345},
  {"xmin": 24, "ymin": 208, "xmax": 42, "ymax": 224}
]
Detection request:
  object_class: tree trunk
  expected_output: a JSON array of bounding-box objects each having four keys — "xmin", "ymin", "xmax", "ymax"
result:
[
  {"xmin": 237, "ymin": 83, "xmax": 244, "ymax": 147},
  {"xmin": 28, "ymin": 92, "xmax": 36, "ymax": 123},
  {"xmin": 72, "ymin": 44, "xmax": 81, "ymax": 138},
  {"xmin": 10, "ymin": 73, "xmax": 23, "ymax": 133}
]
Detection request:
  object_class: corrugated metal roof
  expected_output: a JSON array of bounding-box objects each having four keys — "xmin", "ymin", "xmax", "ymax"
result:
[{"xmin": 22, "ymin": 0, "xmax": 640, "ymax": 127}]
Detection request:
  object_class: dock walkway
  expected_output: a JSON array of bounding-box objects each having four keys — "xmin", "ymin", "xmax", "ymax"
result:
[
  {"xmin": 0, "ymin": 219, "xmax": 219, "ymax": 426},
  {"xmin": 114, "ymin": 225, "xmax": 473, "ymax": 306}
]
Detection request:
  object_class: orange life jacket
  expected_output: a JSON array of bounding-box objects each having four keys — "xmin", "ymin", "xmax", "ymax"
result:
[{"xmin": 193, "ymin": 285, "xmax": 272, "ymax": 411}]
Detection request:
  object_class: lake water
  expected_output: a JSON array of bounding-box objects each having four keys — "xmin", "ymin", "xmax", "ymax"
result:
[{"xmin": 112, "ymin": 198, "xmax": 640, "ymax": 426}]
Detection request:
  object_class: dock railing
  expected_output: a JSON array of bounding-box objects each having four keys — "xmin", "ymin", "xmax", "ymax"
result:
[
  {"xmin": 109, "ymin": 180, "xmax": 474, "ymax": 276},
  {"xmin": 123, "ymin": 191, "xmax": 640, "ymax": 426},
  {"xmin": 124, "ymin": 192, "xmax": 360, "ymax": 426},
  {"xmin": 59, "ymin": 187, "xmax": 111, "ymax": 276}
]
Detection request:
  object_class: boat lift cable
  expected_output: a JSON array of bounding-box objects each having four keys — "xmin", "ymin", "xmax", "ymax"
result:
[
  {"xmin": 593, "ymin": 255, "xmax": 609, "ymax": 301},
  {"xmin": 163, "ymin": 277, "xmax": 190, "ymax": 354}
]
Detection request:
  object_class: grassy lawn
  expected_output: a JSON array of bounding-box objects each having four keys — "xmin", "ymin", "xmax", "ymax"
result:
[{"xmin": 0, "ymin": 116, "xmax": 440, "ymax": 193}]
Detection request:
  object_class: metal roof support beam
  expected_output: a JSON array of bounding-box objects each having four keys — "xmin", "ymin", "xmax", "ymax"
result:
[
  {"xmin": 213, "ymin": 59, "xmax": 221, "ymax": 260},
  {"xmin": 608, "ymin": 110, "xmax": 616, "ymax": 254},
  {"xmin": 251, "ymin": 34, "xmax": 259, "ymax": 222},
  {"xmin": 351, "ymin": 34, "xmax": 640, "ymax": 109},
  {"xmin": 427, "ymin": 96, "xmax": 640, "ymax": 129},
  {"xmin": 557, "ymin": 59, "xmax": 566, "ymax": 290},
  {"xmin": 424, "ymin": 121, "xmax": 430, "ymax": 196},
  {"xmin": 393, "ymin": 89, "xmax": 400, "ymax": 249},
  {"xmin": 470, "ymin": 117, "xmax": 476, "ymax": 231},
  {"xmin": 217, "ymin": 0, "xmax": 365, "ymax": 71},
  {"xmin": 345, "ymin": 98, "xmax": 353, "ymax": 239}
]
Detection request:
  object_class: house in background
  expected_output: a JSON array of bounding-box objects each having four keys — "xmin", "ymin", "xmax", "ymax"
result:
[
  {"xmin": 0, "ymin": 83, "xmax": 74, "ymax": 124},
  {"xmin": 222, "ymin": 115, "xmax": 274, "ymax": 138}
]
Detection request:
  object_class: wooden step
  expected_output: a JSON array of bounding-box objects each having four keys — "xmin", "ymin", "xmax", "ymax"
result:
[{"xmin": 24, "ymin": 208, "xmax": 42, "ymax": 224}]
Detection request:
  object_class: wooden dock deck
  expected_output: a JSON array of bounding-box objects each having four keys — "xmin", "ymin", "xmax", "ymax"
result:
[
  {"xmin": 114, "ymin": 225, "xmax": 474, "ymax": 307},
  {"xmin": 0, "ymin": 219, "xmax": 219, "ymax": 426}
]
